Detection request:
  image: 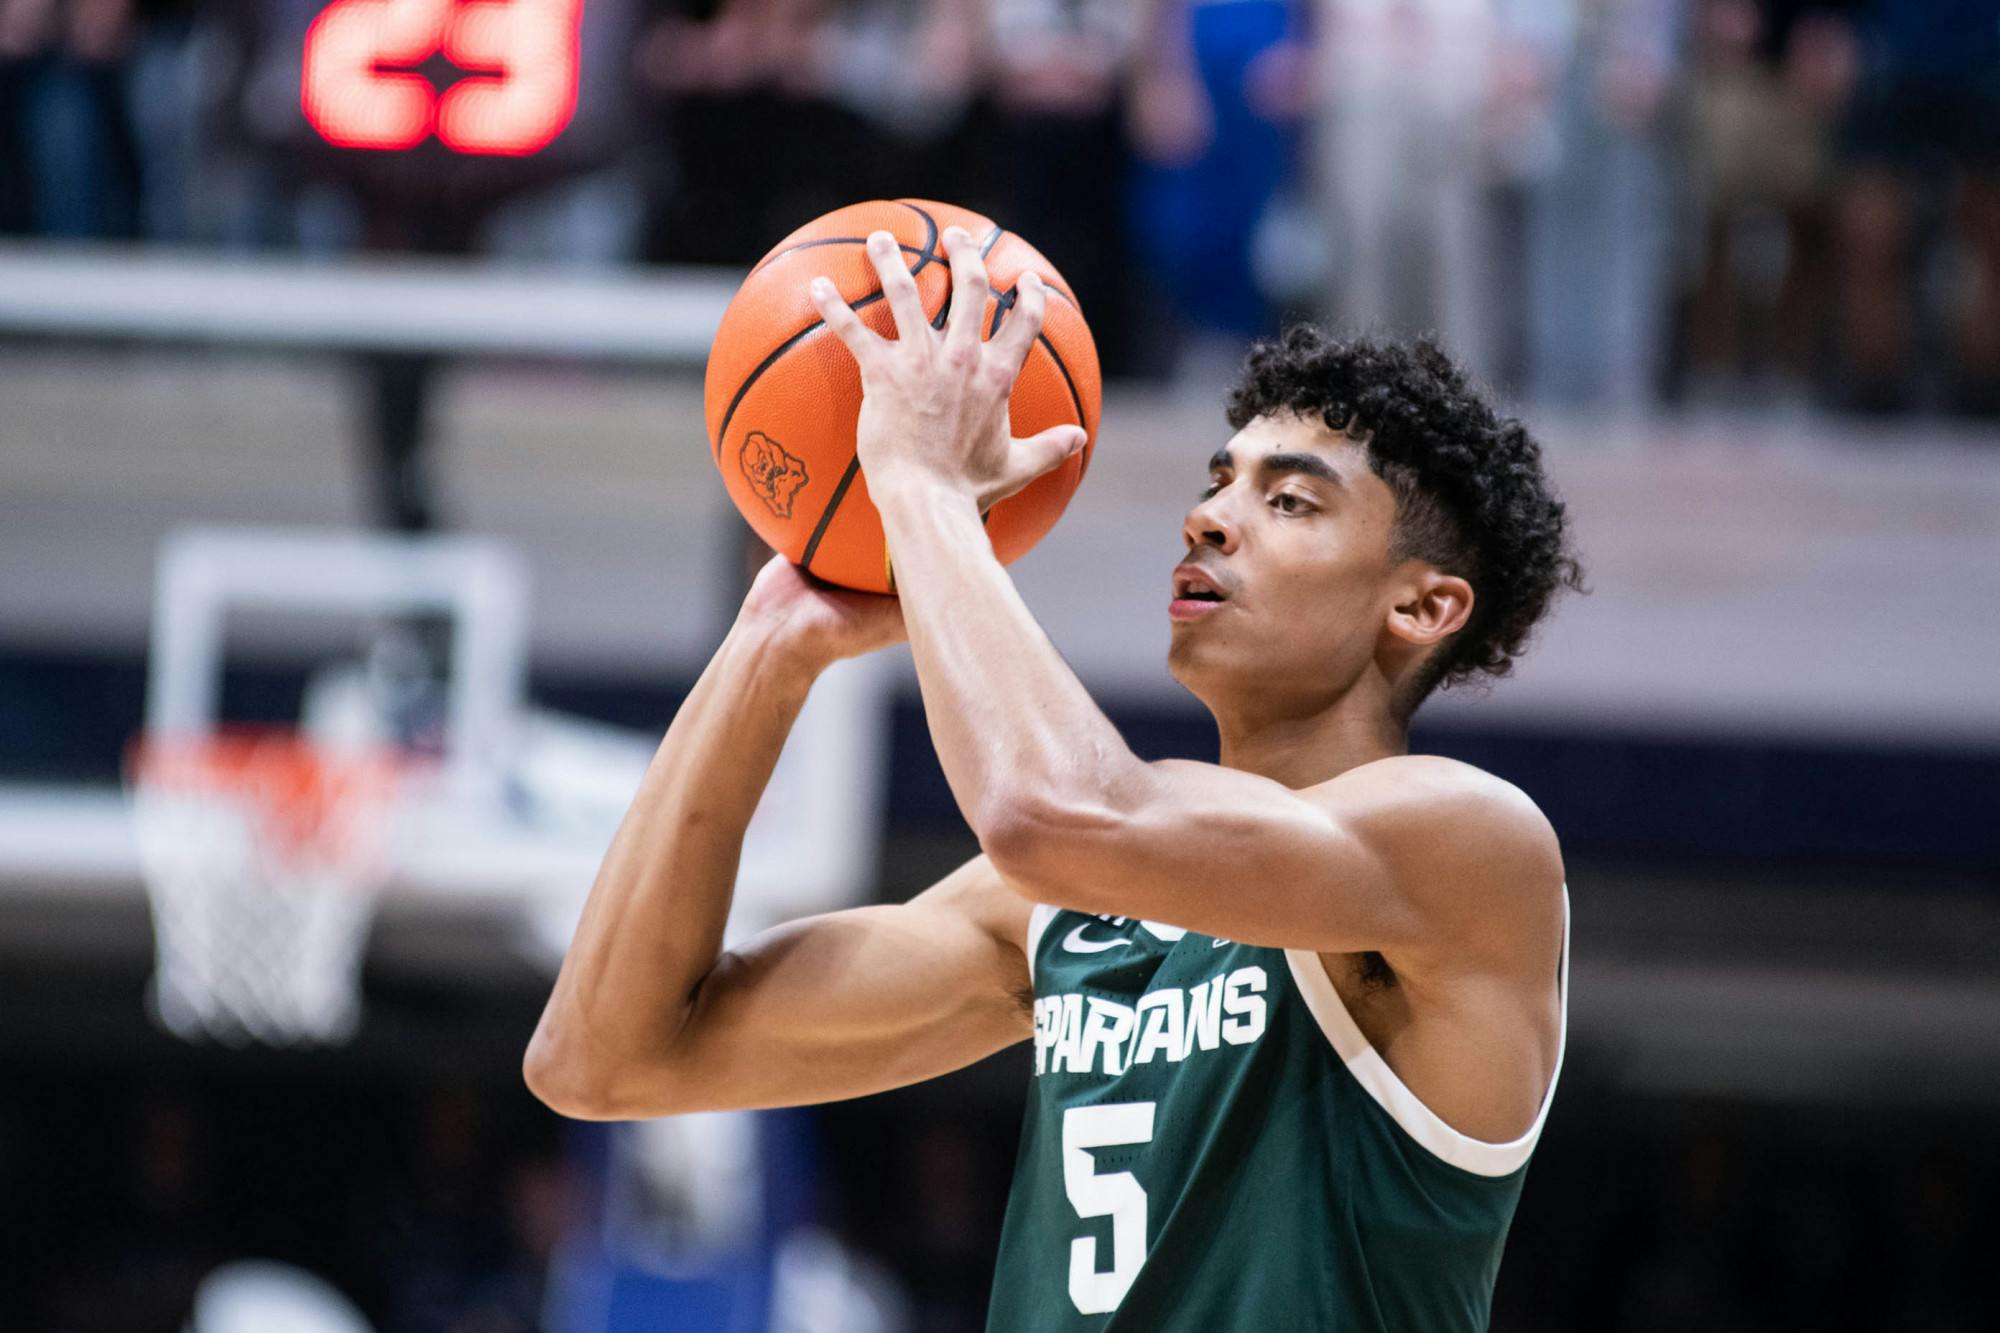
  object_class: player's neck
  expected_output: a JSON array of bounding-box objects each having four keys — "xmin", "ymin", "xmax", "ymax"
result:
[{"xmin": 1213, "ymin": 692, "xmax": 1408, "ymax": 789}]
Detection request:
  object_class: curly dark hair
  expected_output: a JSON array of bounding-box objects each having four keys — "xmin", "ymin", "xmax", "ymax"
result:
[{"xmin": 1225, "ymin": 326, "xmax": 1584, "ymax": 715}]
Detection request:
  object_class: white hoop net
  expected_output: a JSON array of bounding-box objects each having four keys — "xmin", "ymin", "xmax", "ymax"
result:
[{"xmin": 129, "ymin": 732, "xmax": 404, "ymax": 1046}]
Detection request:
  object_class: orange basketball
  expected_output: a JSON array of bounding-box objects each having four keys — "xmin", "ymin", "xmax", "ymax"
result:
[{"xmin": 703, "ymin": 198, "xmax": 1102, "ymax": 593}]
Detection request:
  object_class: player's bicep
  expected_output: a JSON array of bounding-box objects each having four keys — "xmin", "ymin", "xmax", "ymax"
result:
[
  {"xmin": 660, "ymin": 856, "xmax": 1035, "ymax": 1113},
  {"xmin": 990, "ymin": 756, "xmax": 1548, "ymax": 957},
  {"xmin": 995, "ymin": 759, "xmax": 1403, "ymax": 952}
]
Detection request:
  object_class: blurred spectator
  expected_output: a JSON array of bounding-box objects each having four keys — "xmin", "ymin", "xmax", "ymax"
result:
[
  {"xmin": 637, "ymin": 0, "xmax": 982, "ymax": 266},
  {"xmin": 121, "ymin": 0, "xmax": 196, "ymax": 240},
  {"xmin": 1614, "ymin": 1133, "xmax": 1754, "ymax": 1333},
  {"xmin": 975, "ymin": 0, "xmax": 1158, "ymax": 375},
  {"xmin": 7, "ymin": 0, "xmax": 1997, "ymax": 424},
  {"xmin": 1309, "ymin": 0, "xmax": 1503, "ymax": 378},
  {"xmin": 444, "ymin": 1156, "xmax": 575, "ymax": 1333},
  {"xmin": 0, "ymin": 0, "xmax": 145, "ymax": 237},
  {"xmin": 1521, "ymin": 0, "xmax": 1685, "ymax": 410},
  {"xmin": 372, "ymin": 1086, "xmax": 549, "ymax": 1333},
  {"xmin": 823, "ymin": 0, "xmax": 984, "ymax": 139},
  {"xmin": 1477, "ymin": 0, "xmax": 1570, "ymax": 393},
  {"xmin": 892, "ymin": 1124, "xmax": 994, "ymax": 1333},
  {"xmin": 1890, "ymin": 1154, "xmax": 1979, "ymax": 1333},
  {"xmin": 1676, "ymin": 0, "xmax": 1854, "ymax": 403},
  {"xmin": 1128, "ymin": 0, "xmax": 1308, "ymax": 344},
  {"xmin": 1832, "ymin": 0, "xmax": 2000, "ymax": 415},
  {"xmin": 637, "ymin": 0, "xmax": 1167, "ymax": 371},
  {"xmin": 43, "ymin": 1089, "xmax": 224, "ymax": 1333}
]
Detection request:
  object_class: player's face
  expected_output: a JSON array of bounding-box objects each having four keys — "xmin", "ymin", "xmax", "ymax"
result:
[{"xmin": 1167, "ymin": 411, "xmax": 1406, "ymax": 715}]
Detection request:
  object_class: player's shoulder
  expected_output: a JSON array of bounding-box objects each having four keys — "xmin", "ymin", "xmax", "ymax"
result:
[
  {"xmin": 1312, "ymin": 752, "xmax": 1548, "ymax": 822},
  {"xmin": 1306, "ymin": 754, "xmax": 1564, "ymax": 915}
]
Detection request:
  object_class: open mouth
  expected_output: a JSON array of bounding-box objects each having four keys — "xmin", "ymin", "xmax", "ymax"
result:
[
  {"xmin": 1172, "ymin": 567, "xmax": 1228, "ymax": 598},
  {"xmin": 1170, "ymin": 566, "xmax": 1230, "ymax": 619}
]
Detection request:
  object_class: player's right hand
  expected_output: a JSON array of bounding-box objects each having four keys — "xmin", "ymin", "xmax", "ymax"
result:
[{"xmin": 737, "ymin": 554, "xmax": 906, "ymax": 669}]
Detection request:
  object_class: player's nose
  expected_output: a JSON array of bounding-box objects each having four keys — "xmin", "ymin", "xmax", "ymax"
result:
[{"xmin": 1182, "ymin": 492, "xmax": 1239, "ymax": 555}]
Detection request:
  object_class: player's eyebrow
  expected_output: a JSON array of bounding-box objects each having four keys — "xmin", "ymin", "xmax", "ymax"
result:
[{"xmin": 1206, "ymin": 448, "xmax": 1343, "ymax": 488}]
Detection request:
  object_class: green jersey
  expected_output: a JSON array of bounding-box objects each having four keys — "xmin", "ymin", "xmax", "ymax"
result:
[{"xmin": 987, "ymin": 893, "xmax": 1569, "ymax": 1331}]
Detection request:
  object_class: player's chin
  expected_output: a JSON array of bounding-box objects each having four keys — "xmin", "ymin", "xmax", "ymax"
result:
[{"xmin": 1164, "ymin": 633, "xmax": 1231, "ymax": 689}]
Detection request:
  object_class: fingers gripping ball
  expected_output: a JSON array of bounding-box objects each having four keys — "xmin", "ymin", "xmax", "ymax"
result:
[{"xmin": 703, "ymin": 199, "xmax": 1102, "ymax": 593}]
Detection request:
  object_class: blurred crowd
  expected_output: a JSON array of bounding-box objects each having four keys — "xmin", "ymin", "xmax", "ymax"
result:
[
  {"xmin": 2, "ymin": 1068, "xmax": 1986, "ymax": 1332},
  {"xmin": 2, "ymin": 0, "xmax": 1998, "ymax": 413},
  {"xmin": 6, "ymin": 1077, "xmax": 566, "ymax": 1333}
]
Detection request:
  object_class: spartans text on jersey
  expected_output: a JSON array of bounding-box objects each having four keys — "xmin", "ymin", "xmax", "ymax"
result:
[{"xmin": 1032, "ymin": 966, "xmax": 1269, "ymax": 1077}]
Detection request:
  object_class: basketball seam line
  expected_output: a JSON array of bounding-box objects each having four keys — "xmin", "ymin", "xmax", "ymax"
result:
[
  {"xmin": 749, "ymin": 237, "xmax": 927, "ymax": 275},
  {"xmin": 896, "ymin": 201, "xmax": 942, "ymax": 277},
  {"xmin": 791, "ymin": 202, "xmax": 944, "ymax": 568},
  {"xmin": 748, "ymin": 234, "xmax": 1033, "ymax": 289},
  {"xmin": 713, "ymin": 289, "xmax": 886, "ymax": 463},
  {"xmin": 741, "ymin": 226, "xmax": 1073, "ymax": 327},
  {"xmin": 1011, "ymin": 282, "xmax": 1088, "ymax": 436},
  {"xmin": 810, "ymin": 217, "xmax": 1036, "ymax": 580},
  {"xmin": 988, "ymin": 286, "xmax": 1017, "ymax": 337},
  {"xmin": 991, "ymin": 284, "xmax": 1090, "ymax": 468},
  {"xmin": 721, "ymin": 206, "xmax": 944, "ymax": 462},
  {"xmin": 1039, "ymin": 331, "xmax": 1088, "ymax": 450},
  {"xmin": 801, "ymin": 316, "xmax": 1082, "ymax": 579},
  {"xmin": 800, "ymin": 455, "xmax": 863, "ymax": 573},
  {"xmin": 900, "ymin": 201, "xmax": 948, "ymax": 329},
  {"xmin": 789, "ymin": 202, "xmax": 943, "ymax": 568},
  {"xmin": 929, "ymin": 229, "xmax": 1008, "ymax": 331},
  {"xmin": 747, "ymin": 200, "xmax": 943, "ymax": 277},
  {"xmin": 990, "ymin": 280, "xmax": 1090, "ymax": 454},
  {"xmin": 728, "ymin": 205, "xmax": 944, "ymax": 460},
  {"xmin": 722, "ymin": 236, "xmax": 1076, "ymax": 462},
  {"xmin": 719, "ymin": 210, "xmax": 1087, "ymax": 575}
]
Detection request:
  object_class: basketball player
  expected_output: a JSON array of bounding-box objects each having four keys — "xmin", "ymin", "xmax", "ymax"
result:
[{"xmin": 527, "ymin": 227, "xmax": 1583, "ymax": 1329}]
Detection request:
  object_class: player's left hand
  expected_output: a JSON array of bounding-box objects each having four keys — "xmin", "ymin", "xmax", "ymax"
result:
[{"xmin": 808, "ymin": 227, "xmax": 1087, "ymax": 510}]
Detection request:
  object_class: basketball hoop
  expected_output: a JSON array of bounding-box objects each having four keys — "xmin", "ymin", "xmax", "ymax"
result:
[{"xmin": 128, "ymin": 731, "xmax": 407, "ymax": 1046}]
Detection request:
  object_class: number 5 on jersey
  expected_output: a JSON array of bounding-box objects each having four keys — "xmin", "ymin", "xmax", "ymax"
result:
[{"xmin": 1063, "ymin": 1101, "xmax": 1156, "ymax": 1314}]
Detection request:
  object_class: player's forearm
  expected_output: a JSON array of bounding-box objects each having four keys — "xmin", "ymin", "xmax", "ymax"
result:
[
  {"xmin": 876, "ymin": 481, "xmax": 1142, "ymax": 855},
  {"xmin": 526, "ymin": 618, "xmax": 818, "ymax": 1114}
]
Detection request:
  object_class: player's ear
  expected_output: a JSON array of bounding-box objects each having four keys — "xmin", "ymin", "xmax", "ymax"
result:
[{"xmin": 1384, "ymin": 568, "xmax": 1473, "ymax": 651}]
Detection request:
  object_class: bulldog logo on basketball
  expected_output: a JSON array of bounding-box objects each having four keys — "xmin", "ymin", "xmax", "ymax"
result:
[{"xmin": 739, "ymin": 431, "xmax": 810, "ymax": 519}]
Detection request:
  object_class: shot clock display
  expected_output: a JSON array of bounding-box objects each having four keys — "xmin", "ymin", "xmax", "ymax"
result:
[
  {"xmin": 301, "ymin": 0, "xmax": 584, "ymax": 157},
  {"xmin": 216, "ymin": 0, "xmax": 637, "ymax": 215}
]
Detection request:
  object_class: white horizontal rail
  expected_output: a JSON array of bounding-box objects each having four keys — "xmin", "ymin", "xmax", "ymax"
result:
[{"xmin": 0, "ymin": 242, "xmax": 739, "ymax": 361}]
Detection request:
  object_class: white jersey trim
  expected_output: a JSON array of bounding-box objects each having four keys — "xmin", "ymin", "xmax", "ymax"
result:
[
  {"xmin": 1282, "ymin": 886, "xmax": 1570, "ymax": 1179},
  {"xmin": 1025, "ymin": 903, "xmax": 1061, "ymax": 988}
]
